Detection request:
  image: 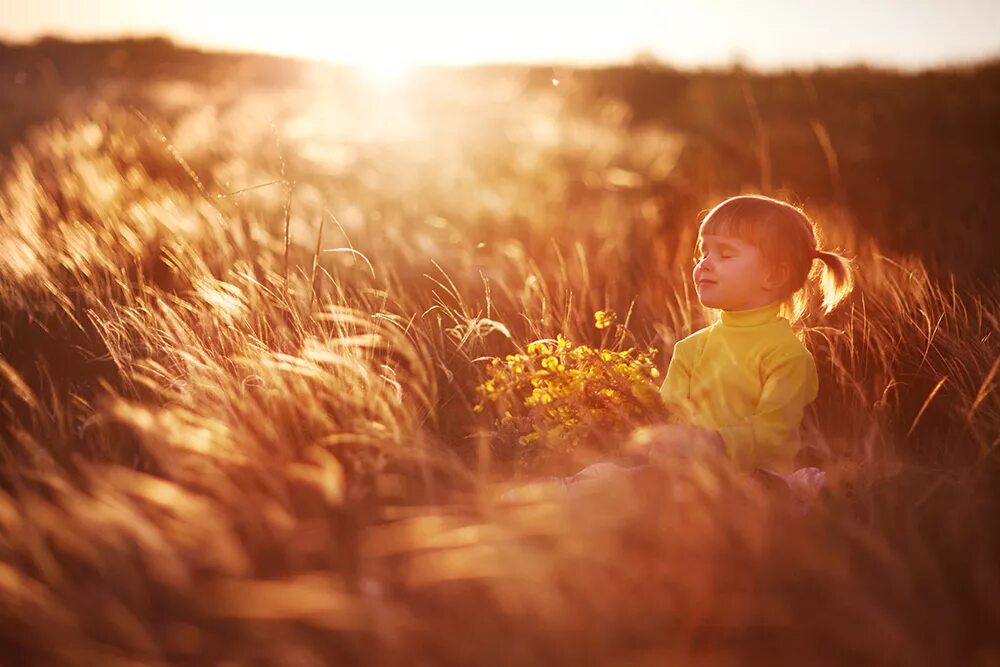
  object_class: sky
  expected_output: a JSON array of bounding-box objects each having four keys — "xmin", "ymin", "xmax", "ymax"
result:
[{"xmin": 2, "ymin": 0, "xmax": 999, "ymax": 72}]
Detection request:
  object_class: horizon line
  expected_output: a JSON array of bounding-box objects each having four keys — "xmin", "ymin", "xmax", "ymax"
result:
[{"xmin": 3, "ymin": 31, "xmax": 999, "ymax": 75}]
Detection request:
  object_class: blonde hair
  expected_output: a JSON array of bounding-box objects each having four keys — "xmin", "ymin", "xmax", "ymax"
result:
[{"xmin": 696, "ymin": 194, "xmax": 854, "ymax": 324}]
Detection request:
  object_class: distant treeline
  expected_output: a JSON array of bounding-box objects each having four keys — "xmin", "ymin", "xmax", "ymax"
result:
[
  {"xmin": 0, "ymin": 35, "xmax": 307, "ymax": 85},
  {"xmin": 2, "ymin": 37, "xmax": 998, "ymax": 283}
]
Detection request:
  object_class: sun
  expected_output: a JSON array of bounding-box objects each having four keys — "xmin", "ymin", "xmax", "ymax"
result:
[
  {"xmin": 355, "ymin": 58, "xmax": 414, "ymax": 90},
  {"xmin": 210, "ymin": 16, "xmax": 422, "ymax": 91}
]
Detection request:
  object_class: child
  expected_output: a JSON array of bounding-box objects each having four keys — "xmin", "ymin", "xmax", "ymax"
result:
[{"xmin": 534, "ymin": 194, "xmax": 855, "ymax": 501}]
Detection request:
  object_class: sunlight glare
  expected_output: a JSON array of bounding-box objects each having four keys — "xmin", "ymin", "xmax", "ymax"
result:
[{"xmin": 356, "ymin": 58, "xmax": 414, "ymax": 90}]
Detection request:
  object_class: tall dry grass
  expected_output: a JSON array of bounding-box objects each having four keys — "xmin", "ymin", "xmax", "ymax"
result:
[{"xmin": 0, "ymin": 41, "xmax": 998, "ymax": 665}]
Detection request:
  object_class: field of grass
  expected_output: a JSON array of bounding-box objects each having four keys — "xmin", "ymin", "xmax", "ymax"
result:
[{"xmin": 1, "ymin": 37, "xmax": 998, "ymax": 666}]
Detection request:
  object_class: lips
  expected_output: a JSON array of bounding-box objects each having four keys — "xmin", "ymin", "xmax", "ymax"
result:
[{"xmin": 696, "ymin": 279, "xmax": 717, "ymax": 287}]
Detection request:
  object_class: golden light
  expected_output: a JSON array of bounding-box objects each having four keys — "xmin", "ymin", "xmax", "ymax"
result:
[
  {"xmin": 357, "ymin": 60, "xmax": 412, "ymax": 89},
  {"xmin": 355, "ymin": 58, "xmax": 415, "ymax": 90},
  {"xmin": 183, "ymin": 9, "xmax": 426, "ymax": 91}
]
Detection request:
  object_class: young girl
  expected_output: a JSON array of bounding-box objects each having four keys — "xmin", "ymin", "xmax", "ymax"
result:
[{"xmin": 538, "ymin": 194, "xmax": 855, "ymax": 499}]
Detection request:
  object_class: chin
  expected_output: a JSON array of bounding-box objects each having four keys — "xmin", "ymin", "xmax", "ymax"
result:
[{"xmin": 696, "ymin": 293, "xmax": 725, "ymax": 309}]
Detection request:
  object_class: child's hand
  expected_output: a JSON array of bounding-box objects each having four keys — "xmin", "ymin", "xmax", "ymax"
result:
[
  {"xmin": 625, "ymin": 424, "xmax": 725, "ymax": 468},
  {"xmin": 648, "ymin": 424, "xmax": 704, "ymax": 467},
  {"xmin": 688, "ymin": 426, "xmax": 726, "ymax": 456},
  {"xmin": 621, "ymin": 424, "xmax": 672, "ymax": 459}
]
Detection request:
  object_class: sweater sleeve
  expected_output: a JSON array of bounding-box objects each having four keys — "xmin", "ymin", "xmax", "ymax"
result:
[
  {"xmin": 714, "ymin": 346, "xmax": 819, "ymax": 473},
  {"xmin": 659, "ymin": 338, "xmax": 695, "ymax": 425}
]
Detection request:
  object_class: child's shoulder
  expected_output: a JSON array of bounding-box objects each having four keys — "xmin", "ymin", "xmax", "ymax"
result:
[
  {"xmin": 671, "ymin": 324, "xmax": 714, "ymax": 356},
  {"xmin": 761, "ymin": 326, "xmax": 817, "ymax": 367},
  {"xmin": 672, "ymin": 320, "xmax": 811, "ymax": 355},
  {"xmin": 676, "ymin": 324, "xmax": 714, "ymax": 343}
]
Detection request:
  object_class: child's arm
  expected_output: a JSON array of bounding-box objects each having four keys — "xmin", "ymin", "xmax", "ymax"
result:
[
  {"xmin": 658, "ymin": 338, "xmax": 696, "ymax": 423},
  {"xmin": 622, "ymin": 337, "xmax": 708, "ymax": 460},
  {"xmin": 713, "ymin": 347, "xmax": 819, "ymax": 473}
]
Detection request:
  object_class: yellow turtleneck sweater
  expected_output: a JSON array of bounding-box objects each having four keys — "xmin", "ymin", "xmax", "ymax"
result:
[{"xmin": 659, "ymin": 300, "xmax": 819, "ymax": 474}]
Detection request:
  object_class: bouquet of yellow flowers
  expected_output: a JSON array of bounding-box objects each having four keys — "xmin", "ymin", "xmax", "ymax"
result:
[{"xmin": 474, "ymin": 320, "xmax": 668, "ymax": 470}]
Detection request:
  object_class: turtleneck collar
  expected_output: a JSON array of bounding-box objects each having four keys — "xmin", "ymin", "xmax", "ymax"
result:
[{"xmin": 719, "ymin": 300, "xmax": 782, "ymax": 328}]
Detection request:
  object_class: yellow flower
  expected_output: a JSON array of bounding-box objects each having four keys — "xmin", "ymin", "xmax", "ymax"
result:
[
  {"xmin": 594, "ymin": 310, "xmax": 616, "ymax": 329},
  {"xmin": 475, "ymin": 331, "xmax": 668, "ymax": 469},
  {"xmin": 527, "ymin": 341, "xmax": 553, "ymax": 355},
  {"xmin": 541, "ymin": 356, "xmax": 564, "ymax": 372},
  {"xmin": 526, "ymin": 387, "xmax": 554, "ymax": 406}
]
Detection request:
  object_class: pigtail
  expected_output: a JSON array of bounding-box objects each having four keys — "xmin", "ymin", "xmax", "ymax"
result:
[{"xmin": 813, "ymin": 249, "xmax": 854, "ymax": 315}]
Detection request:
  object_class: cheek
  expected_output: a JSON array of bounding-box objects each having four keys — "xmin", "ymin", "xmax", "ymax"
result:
[
  {"xmin": 737, "ymin": 259, "xmax": 768, "ymax": 286},
  {"xmin": 715, "ymin": 259, "xmax": 737, "ymax": 277},
  {"xmin": 715, "ymin": 259, "xmax": 748, "ymax": 287}
]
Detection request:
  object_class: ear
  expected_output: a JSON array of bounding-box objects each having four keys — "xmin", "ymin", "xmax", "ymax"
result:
[{"xmin": 764, "ymin": 262, "xmax": 790, "ymax": 290}]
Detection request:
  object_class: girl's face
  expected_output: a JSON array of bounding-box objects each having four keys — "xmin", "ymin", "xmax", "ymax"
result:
[{"xmin": 693, "ymin": 234, "xmax": 782, "ymax": 311}]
